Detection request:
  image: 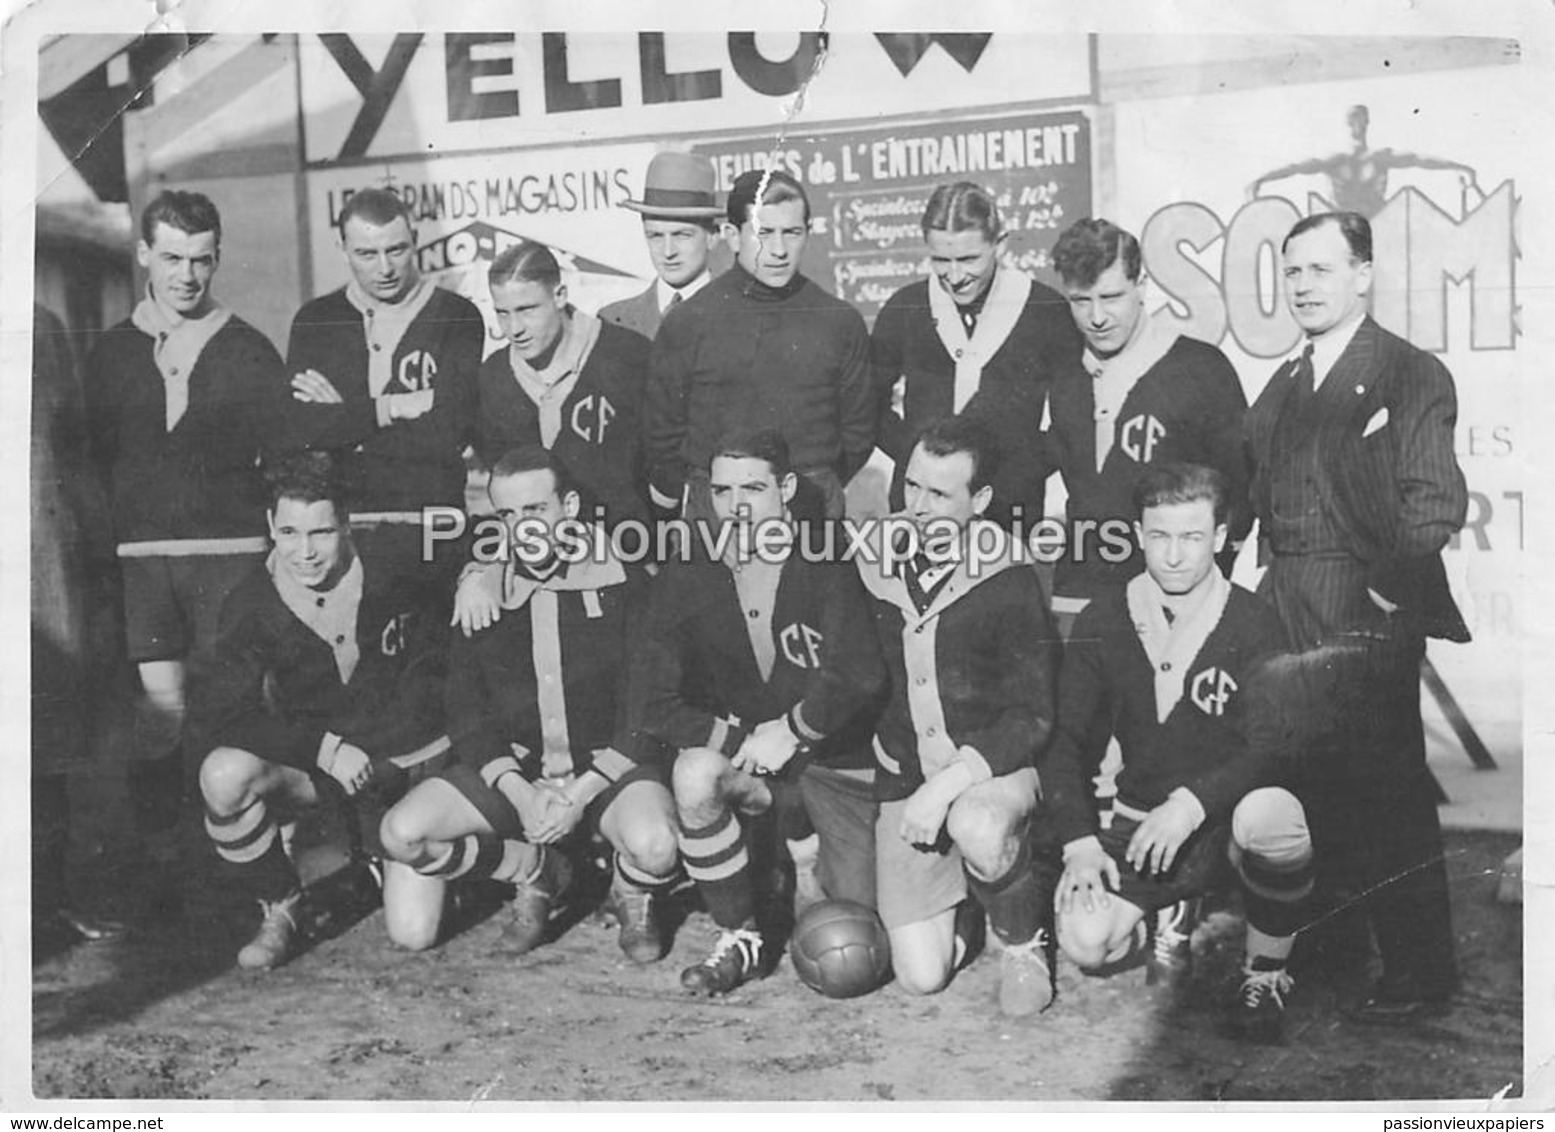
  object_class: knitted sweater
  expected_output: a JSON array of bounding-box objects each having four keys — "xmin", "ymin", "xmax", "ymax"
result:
[
  {"xmin": 871, "ymin": 275, "xmax": 1078, "ymax": 528},
  {"xmin": 445, "ymin": 556, "xmax": 648, "ymax": 783},
  {"xmin": 1040, "ymin": 584, "xmax": 1287, "ymax": 845},
  {"xmin": 473, "ymin": 319, "xmax": 651, "ymax": 528},
  {"xmin": 1046, "ymin": 334, "xmax": 1251, "ymax": 599},
  {"xmin": 193, "ymin": 551, "xmax": 449, "ymax": 772},
  {"xmin": 280, "ymin": 286, "xmax": 485, "ymax": 512},
  {"xmin": 634, "ymin": 552, "xmax": 886, "ymax": 772},
  {"xmin": 85, "ymin": 314, "xmax": 285, "ymax": 545},
  {"xmin": 645, "ymin": 265, "xmax": 874, "ymax": 503},
  {"xmin": 857, "ymin": 524, "xmax": 1060, "ymax": 802}
]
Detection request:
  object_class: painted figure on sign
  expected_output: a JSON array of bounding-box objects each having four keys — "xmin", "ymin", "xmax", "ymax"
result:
[{"xmin": 1248, "ymin": 104, "xmax": 1481, "ymax": 218}]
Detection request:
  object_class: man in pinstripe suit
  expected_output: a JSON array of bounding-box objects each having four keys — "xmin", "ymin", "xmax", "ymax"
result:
[{"xmin": 1245, "ymin": 210, "xmax": 1470, "ymax": 1023}]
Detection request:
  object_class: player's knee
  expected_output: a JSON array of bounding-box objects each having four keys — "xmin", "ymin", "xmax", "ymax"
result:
[
  {"xmin": 615, "ymin": 817, "xmax": 680, "ymax": 876},
  {"xmin": 946, "ymin": 794, "xmax": 1020, "ymax": 877},
  {"xmin": 1231, "ymin": 787, "xmax": 1311, "ymax": 863},
  {"xmin": 198, "ymin": 746, "xmax": 258, "ymax": 812},
  {"xmin": 1056, "ymin": 909, "xmax": 1113, "ymax": 970},
  {"xmin": 892, "ymin": 946, "xmax": 952, "ymax": 996},
  {"xmin": 377, "ymin": 803, "xmax": 424, "ymax": 864},
  {"xmin": 671, "ymin": 746, "xmax": 726, "ymax": 812}
]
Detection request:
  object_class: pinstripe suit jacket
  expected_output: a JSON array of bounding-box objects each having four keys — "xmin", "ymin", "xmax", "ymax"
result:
[
  {"xmin": 598, "ymin": 286, "xmax": 662, "ymax": 341},
  {"xmin": 1245, "ymin": 316, "xmax": 1469, "ymax": 642}
]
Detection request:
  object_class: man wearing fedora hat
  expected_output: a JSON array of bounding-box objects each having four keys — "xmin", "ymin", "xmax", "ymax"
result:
[{"xmin": 600, "ymin": 151, "xmax": 724, "ymax": 342}]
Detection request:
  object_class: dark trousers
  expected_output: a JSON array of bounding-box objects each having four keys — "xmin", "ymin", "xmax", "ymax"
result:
[{"xmin": 1262, "ymin": 555, "xmax": 1457, "ymax": 993}]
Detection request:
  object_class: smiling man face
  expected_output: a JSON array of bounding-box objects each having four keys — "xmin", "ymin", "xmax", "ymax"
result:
[
  {"xmin": 1281, "ymin": 217, "xmax": 1373, "ymax": 339},
  {"xmin": 138, "ymin": 222, "xmax": 219, "ymax": 318}
]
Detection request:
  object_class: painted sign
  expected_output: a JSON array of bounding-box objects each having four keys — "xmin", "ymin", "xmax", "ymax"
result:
[
  {"xmin": 694, "ymin": 108, "xmax": 1092, "ymax": 319},
  {"xmin": 297, "ymin": 33, "xmax": 1092, "ymax": 164}
]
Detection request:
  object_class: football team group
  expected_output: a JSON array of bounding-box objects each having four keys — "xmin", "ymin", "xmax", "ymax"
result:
[{"xmin": 42, "ymin": 146, "xmax": 1470, "ymax": 1043}]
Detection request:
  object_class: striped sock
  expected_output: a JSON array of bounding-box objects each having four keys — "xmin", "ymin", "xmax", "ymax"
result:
[
  {"xmin": 678, "ymin": 810, "xmax": 753, "ymax": 929},
  {"xmin": 1232, "ymin": 789, "xmax": 1316, "ymax": 940},
  {"xmin": 412, "ymin": 834, "xmax": 508, "ymax": 882},
  {"xmin": 615, "ymin": 852, "xmax": 679, "ymax": 894},
  {"xmin": 204, "ymin": 798, "xmax": 296, "ymax": 900},
  {"xmin": 205, "ymin": 798, "xmax": 278, "ymax": 866}
]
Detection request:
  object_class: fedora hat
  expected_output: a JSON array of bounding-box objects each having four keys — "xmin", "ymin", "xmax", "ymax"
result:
[{"xmin": 622, "ymin": 151, "xmax": 723, "ymax": 219}]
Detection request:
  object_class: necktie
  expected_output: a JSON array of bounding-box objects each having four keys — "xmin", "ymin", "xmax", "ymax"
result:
[
  {"xmin": 1293, "ymin": 342, "xmax": 1316, "ymax": 399},
  {"xmin": 667, "ymin": 290, "xmax": 684, "ymax": 310},
  {"xmin": 904, "ymin": 552, "xmax": 953, "ymax": 614}
]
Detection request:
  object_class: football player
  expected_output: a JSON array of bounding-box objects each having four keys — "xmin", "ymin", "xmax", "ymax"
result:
[
  {"xmin": 854, "ymin": 417, "xmax": 1062, "ymax": 1017},
  {"xmin": 278, "ymin": 188, "xmax": 484, "ymax": 609},
  {"xmin": 193, "ymin": 450, "xmax": 448, "ymax": 970},
  {"xmin": 1043, "ymin": 462, "xmax": 1314, "ymax": 1041},
  {"xmin": 377, "ymin": 446, "xmax": 678, "ymax": 961},
  {"xmin": 84, "ymin": 189, "xmax": 285, "ymax": 859},
  {"xmin": 634, "ymin": 428, "xmax": 887, "ymax": 996}
]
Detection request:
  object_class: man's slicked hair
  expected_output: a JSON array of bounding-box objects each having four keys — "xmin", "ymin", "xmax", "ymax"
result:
[
  {"xmin": 1132, "ymin": 461, "xmax": 1229, "ymax": 527},
  {"xmin": 726, "ymin": 169, "xmax": 810, "ymax": 228},
  {"xmin": 489, "ymin": 240, "xmax": 562, "ymax": 290},
  {"xmin": 1051, "ymin": 218, "xmax": 1142, "ymax": 289},
  {"xmin": 490, "ymin": 444, "xmax": 576, "ymax": 499},
  {"xmin": 711, "ymin": 427, "xmax": 793, "ymax": 480},
  {"xmin": 921, "ymin": 181, "xmax": 1003, "ymax": 243},
  {"xmin": 1282, "ymin": 210, "xmax": 1373, "ymax": 264},
  {"xmin": 337, "ymin": 187, "xmax": 415, "ymax": 239},
  {"xmin": 141, "ymin": 190, "xmax": 222, "ymax": 249},
  {"xmin": 913, "ymin": 415, "xmax": 1002, "ymax": 494}
]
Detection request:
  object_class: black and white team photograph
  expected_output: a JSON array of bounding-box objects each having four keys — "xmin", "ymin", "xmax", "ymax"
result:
[{"xmin": 5, "ymin": 0, "xmax": 1547, "ymax": 1113}]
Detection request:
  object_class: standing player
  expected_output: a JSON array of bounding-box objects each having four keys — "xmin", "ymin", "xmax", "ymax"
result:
[
  {"xmin": 471, "ymin": 241, "xmax": 650, "ymax": 532},
  {"xmin": 85, "ymin": 190, "xmax": 286, "ymax": 846},
  {"xmin": 871, "ymin": 181, "xmax": 1078, "ymax": 530},
  {"xmin": 1044, "ymin": 463, "xmax": 1314, "ymax": 1041},
  {"xmin": 378, "ymin": 447, "xmax": 679, "ymax": 961},
  {"xmin": 279, "ymin": 187, "xmax": 485, "ymax": 606},
  {"xmin": 192, "ymin": 451, "xmax": 449, "ymax": 970},
  {"xmin": 855, "ymin": 418, "xmax": 1061, "ymax": 1017},
  {"xmin": 645, "ymin": 170, "xmax": 874, "ymax": 522},
  {"xmin": 1245, "ymin": 211, "xmax": 1468, "ymax": 1021},
  {"xmin": 454, "ymin": 241, "xmax": 651, "ymax": 637},
  {"xmin": 600, "ymin": 150, "xmax": 723, "ymax": 341},
  {"xmin": 635, "ymin": 429, "xmax": 886, "ymax": 996},
  {"xmin": 1047, "ymin": 218, "xmax": 1251, "ymax": 635}
]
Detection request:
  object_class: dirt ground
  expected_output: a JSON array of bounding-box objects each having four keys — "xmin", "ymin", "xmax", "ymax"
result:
[{"xmin": 31, "ymin": 744, "xmax": 1523, "ymax": 1105}]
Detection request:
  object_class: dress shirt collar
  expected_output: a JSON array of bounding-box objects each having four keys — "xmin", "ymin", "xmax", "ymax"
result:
[
  {"xmin": 1296, "ymin": 311, "xmax": 1366, "ymax": 390},
  {"xmin": 655, "ymin": 271, "xmax": 711, "ymax": 313}
]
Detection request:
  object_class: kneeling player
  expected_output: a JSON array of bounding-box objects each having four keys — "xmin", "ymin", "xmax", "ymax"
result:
[
  {"xmin": 1044, "ymin": 463, "xmax": 1314, "ymax": 1041},
  {"xmin": 857, "ymin": 419, "xmax": 1061, "ymax": 1016},
  {"xmin": 378, "ymin": 447, "xmax": 679, "ymax": 960},
  {"xmin": 635, "ymin": 429, "xmax": 887, "ymax": 996},
  {"xmin": 194, "ymin": 451, "xmax": 448, "ymax": 970}
]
